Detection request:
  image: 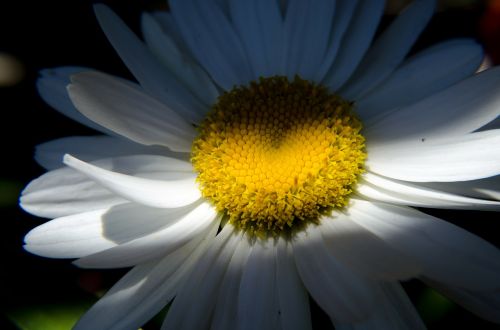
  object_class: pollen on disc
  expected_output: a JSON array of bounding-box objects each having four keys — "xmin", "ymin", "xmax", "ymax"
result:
[{"xmin": 191, "ymin": 76, "xmax": 366, "ymax": 236}]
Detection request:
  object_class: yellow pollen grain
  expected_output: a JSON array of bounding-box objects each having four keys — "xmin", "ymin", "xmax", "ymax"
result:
[{"xmin": 191, "ymin": 76, "xmax": 366, "ymax": 236}]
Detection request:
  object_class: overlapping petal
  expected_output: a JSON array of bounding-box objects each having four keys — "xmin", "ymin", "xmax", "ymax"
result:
[
  {"xmin": 210, "ymin": 235, "xmax": 252, "ymax": 330},
  {"xmin": 94, "ymin": 4, "xmax": 207, "ymax": 123},
  {"xmin": 350, "ymin": 199, "xmax": 500, "ymax": 291},
  {"xmin": 162, "ymin": 226, "xmax": 239, "ymax": 330},
  {"xmin": 74, "ymin": 222, "xmax": 218, "ymax": 330},
  {"xmin": 73, "ymin": 202, "xmax": 216, "ymax": 268},
  {"xmin": 169, "ymin": 0, "xmax": 253, "ymax": 89},
  {"xmin": 319, "ymin": 213, "xmax": 420, "ymax": 280},
  {"xmin": 141, "ymin": 12, "xmax": 219, "ymax": 106},
  {"xmin": 24, "ymin": 202, "xmax": 207, "ymax": 262},
  {"xmin": 292, "ymin": 224, "xmax": 380, "ymax": 323},
  {"xmin": 36, "ymin": 66, "xmax": 114, "ymax": 134},
  {"xmin": 340, "ymin": 0, "xmax": 435, "ymax": 100},
  {"xmin": 323, "ymin": 0, "xmax": 385, "ymax": 91},
  {"xmin": 282, "ymin": 0, "xmax": 336, "ymax": 80},
  {"xmin": 68, "ymin": 71, "xmax": 197, "ymax": 152},
  {"xmin": 276, "ymin": 239, "xmax": 312, "ymax": 330},
  {"xmin": 20, "ymin": 166, "xmax": 126, "ymax": 219},
  {"xmin": 313, "ymin": 0, "xmax": 358, "ymax": 81},
  {"xmin": 237, "ymin": 238, "xmax": 280, "ymax": 330},
  {"xmin": 63, "ymin": 155, "xmax": 200, "ymax": 208},
  {"xmin": 365, "ymin": 67, "xmax": 500, "ymax": 145},
  {"xmin": 35, "ymin": 135, "xmax": 177, "ymax": 170},
  {"xmin": 229, "ymin": 0, "xmax": 283, "ymax": 79},
  {"xmin": 358, "ymin": 172, "xmax": 500, "ymax": 210},
  {"xmin": 425, "ymin": 279, "xmax": 500, "ymax": 324},
  {"xmin": 335, "ymin": 283, "xmax": 426, "ymax": 330},
  {"xmin": 366, "ymin": 130, "xmax": 500, "ymax": 182},
  {"xmin": 422, "ymin": 176, "xmax": 500, "ymax": 201},
  {"xmin": 356, "ymin": 39, "xmax": 483, "ymax": 121}
]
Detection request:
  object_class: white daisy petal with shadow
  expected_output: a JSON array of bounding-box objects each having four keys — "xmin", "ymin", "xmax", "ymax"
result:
[
  {"xmin": 74, "ymin": 220, "xmax": 219, "ymax": 330},
  {"xmin": 34, "ymin": 135, "xmax": 180, "ymax": 170},
  {"xmin": 340, "ymin": 0, "xmax": 435, "ymax": 100},
  {"xmin": 67, "ymin": 71, "xmax": 197, "ymax": 152},
  {"xmin": 356, "ymin": 39, "xmax": 484, "ymax": 120},
  {"xmin": 141, "ymin": 12, "xmax": 219, "ymax": 107},
  {"xmin": 36, "ymin": 66, "xmax": 114, "ymax": 134},
  {"xmin": 276, "ymin": 238, "xmax": 312, "ymax": 330},
  {"xmin": 94, "ymin": 4, "xmax": 207, "ymax": 123},
  {"xmin": 323, "ymin": 0, "xmax": 385, "ymax": 90},
  {"xmin": 63, "ymin": 154, "xmax": 200, "ymax": 209},
  {"xmin": 20, "ymin": 165, "xmax": 126, "ymax": 219}
]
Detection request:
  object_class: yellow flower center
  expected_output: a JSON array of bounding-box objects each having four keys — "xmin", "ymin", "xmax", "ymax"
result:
[{"xmin": 191, "ymin": 76, "xmax": 366, "ymax": 236}]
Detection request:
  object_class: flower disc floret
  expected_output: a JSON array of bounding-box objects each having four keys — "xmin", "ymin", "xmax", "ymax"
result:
[{"xmin": 192, "ymin": 76, "xmax": 366, "ymax": 235}]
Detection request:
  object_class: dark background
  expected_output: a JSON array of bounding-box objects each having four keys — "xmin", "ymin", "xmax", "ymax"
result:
[{"xmin": 0, "ymin": 0, "xmax": 499, "ymax": 329}]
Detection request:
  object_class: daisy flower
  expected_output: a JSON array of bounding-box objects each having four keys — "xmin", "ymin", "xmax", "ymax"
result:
[{"xmin": 21, "ymin": 0, "xmax": 500, "ymax": 329}]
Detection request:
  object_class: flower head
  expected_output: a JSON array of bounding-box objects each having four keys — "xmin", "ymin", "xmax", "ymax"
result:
[{"xmin": 21, "ymin": 0, "xmax": 500, "ymax": 329}]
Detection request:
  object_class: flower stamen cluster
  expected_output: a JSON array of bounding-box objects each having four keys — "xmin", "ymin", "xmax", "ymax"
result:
[{"xmin": 192, "ymin": 76, "xmax": 366, "ymax": 236}]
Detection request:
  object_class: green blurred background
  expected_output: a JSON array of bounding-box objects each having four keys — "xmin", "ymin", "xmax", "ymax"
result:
[{"xmin": 0, "ymin": 0, "xmax": 499, "ymax": 329}]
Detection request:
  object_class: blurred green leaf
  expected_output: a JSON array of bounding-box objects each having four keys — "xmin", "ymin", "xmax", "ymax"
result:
[
  {"xmin": 417, "ymin": 288, "xmax": 455, "ymax": 323},
  {"xmin": 0, "ymin": 179, "xmax": 23, "ymax": 207},
  {"xmin": 6, "ymin": 299, "xmax": 94, "ymax": 330}
]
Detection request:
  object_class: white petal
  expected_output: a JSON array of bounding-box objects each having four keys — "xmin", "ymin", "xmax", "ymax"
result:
[
  {"xmin": 425, "ymin": 279, "xmax": 500, "ymax": 324},
  {"xmin": 276, "ymin": 238, "xmax": 312, "ymax": 330},
  {"xmin": 94, "ymin": 4, "xmax": 206, "ymax": 123},
  {"xmin": 319, "ymin": 214, "xmax": 420, "ymax": 280},
  {"xmin": 366, "ymin": 130, "xmax": 500, "ymax": 182},
  {"xmin": 229, "ymin": 0, "xmax": 283, "ymax": 78},
  {"xmin": 350, "ymin": 199, "xmax": 500, "ymax": 291},
  {"xmin": 74, "ymin": 222, "xmax": 218, "ymax": 330},
  {"xmin": 20, "ymin": 167, "xmax": 126, "ymax": 219},
  {"xmin": 365, "ymin": 66, "xmax": 500, "ymax": 145},
  {"xmin": 24, "ymin": 202, "xmax": 197, "ymax": 259},
  {"xmin": 74, "ymin": 202, "xmax": 216, "ymax": 268},
  {"xmin": 323, "ymin": 0, "xmax": 385, "ymax": 91},
  {"xmin": 358, "ymin": 172, "xmax": 500, "ymax": 210},
  {"xmin": 162, "ymin": 225, "xmax": 239, "ymax": 330},
  {"xmin": 72, "ymin": 154, "xmax": 194, "ymax": 179},
  {"xmin": 376, "ymin": 282, "xmax": 426, "ymax": 329},
  {"xmin": 108, "ymin": 221, "xmax": 219, "ymax": 330},
  {"xmin": 22, "ymin": 153, "xmax": 195, "ymax": 219},
  {"xmin": 35, "ymin": 135, "xmax": 181, "ymax": 170},
  {"xmin": 24, "ymin": 209, "xmax": 118, "ymax": 258},
  {"xmin": 75, "ymin": 261, "xmax": 158, "ymax": 330},
  {"xmin": 141, "ymin": 13, "xmax": 219, "ymax": 106},
  {"xmin": 283, "ymin": 0, "xmax": 335, "ymax": 80},
  {"xmin": 63, "ymin": 155, "xmax": 199, "ymax": 209},
  {"xmin": 335, "ymin": 282, "xmax": 426, "ymax": 330},
  {"xmin": 37, "ymin": 67, "xmax": 114, "ymax": 134},
  {"xmin": 214, "ymin": 0, "xmax": 230, "ymax": 15},
  {"xmin": 169, "ymin": 0, "xmax": 253, "ymax": 89},
  {"xmin": 356, "ymin": 39, "xmax": 483, "ymax": 121},
  {"xmin": 79, "ymin": 153, "xmax": 193, "ymax": 177},
  {"xmin": 340, "ymin": 0, "xmax": 435, "ymax": 100},
  {"xmin": 421, "ymin": 175, "xmax": 500, "ymax": 201},
  {"xmin": 149, "ymin": 12, "xmax": 194, "ymax": 60},
  {"xmin": 67, "ymin": 71, "xmax": 196, "ymax": 152},
  {"xmin": 478, "ymin": 115, "xmax": 500, "ymax": 131},
  {"xmin": 211, "ymin": 236, "xmax": 252, "ymax": 330},
  {"xmin": 237, "ymin": 238, "xmax": 280, "ymax": 330},
  {"xmin": 292, "ymin": 223, "xmax": 378, "ymax": 323},
  {"xmin": 314, "ymin": 0, "xmax": 359, "ymax": 81}
]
